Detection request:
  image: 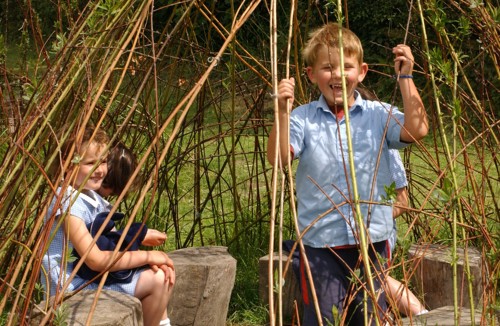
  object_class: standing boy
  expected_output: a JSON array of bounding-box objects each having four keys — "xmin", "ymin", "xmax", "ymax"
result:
[{"xmin": 268, "ymin": 23, "xmax": 428, "ymax": 325}]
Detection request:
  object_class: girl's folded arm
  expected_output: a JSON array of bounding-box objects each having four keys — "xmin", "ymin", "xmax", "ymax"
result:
[{"xmin": 66, "ymin": 215, "xmax": 173, "ymax": 272}]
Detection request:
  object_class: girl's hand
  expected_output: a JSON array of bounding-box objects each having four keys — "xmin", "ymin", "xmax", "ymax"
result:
[
  {"xmin": 142, "ymin": 229, "xmax": 167, "ymax": 246},
  {"xmin": 147, "ymin": 250, "xmax": 174, "ymax": 268},
  {"xmin": 159, "ymin": 265, "xmax": 175, "ymax": 286},
  {"xmin": 392, "ymin": 45, "xmax": 414, "ymax": 76},
  {"xmin": 150, "ymin": 262, "xmax": 175, "ymax": 285}
]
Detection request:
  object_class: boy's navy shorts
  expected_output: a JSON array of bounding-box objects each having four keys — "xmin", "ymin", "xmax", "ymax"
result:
[{"xmin": 283, "ymin": 240, "xmax": 389, "ymax": 326}]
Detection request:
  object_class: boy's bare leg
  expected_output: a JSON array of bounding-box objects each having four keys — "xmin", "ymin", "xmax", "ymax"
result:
[{"xmin": 386, "ymin": 276, "xmax": 427, "ymax": 316}]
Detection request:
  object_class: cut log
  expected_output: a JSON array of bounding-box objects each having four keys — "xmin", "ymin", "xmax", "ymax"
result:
[
  {"xmin": 400, "ymin": 305, "xmax": 482, "ymax": 325},
  {"xmin": 258, "ymin": 251, "xmax": 302, "ymax": 321},
  {"xmin": 408, "ymin": 244, "xmax": 483, "ymax": 310},
  {"xmin": 30, "ymin": 289, "xmax": 143, "ymax": 326},
  {"xmin": 168, "ymin": 246, "xmax": 237, "ymax": 326}
]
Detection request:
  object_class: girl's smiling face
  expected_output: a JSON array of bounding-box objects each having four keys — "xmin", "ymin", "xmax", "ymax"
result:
[
  {"xmin": 73, "ymin": 142, "xmax": 108, "ymax": 191},
  {"xmin": 306, "ymin": 46, "xmax": 368, "ymax": 112}
]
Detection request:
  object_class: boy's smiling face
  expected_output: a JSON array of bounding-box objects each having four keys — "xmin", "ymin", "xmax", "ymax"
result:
[
  {"xmin": 306, "ymin": 46, "xmax": 368, "ymax": 112},
  {"xmin": 74, "ymin": 142, "xmax": 108, "ymax": 191}
]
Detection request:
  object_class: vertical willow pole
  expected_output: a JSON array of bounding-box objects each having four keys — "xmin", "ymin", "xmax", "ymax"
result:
[
  {"xmin": 278, "ymin": 2, "xmax": 296, "ymax": 324},
  {"xmin": 416, "ymin": 0, "xmax": 466, "ymax": 324},
  {"xmin": 280, "ymin": 0, "xmax": 324, "ymax": 324},
  {"xmin": 333, "ymin": 2, "xmax": 382, "ymax": 325},
  {"xmin": 268, "ymin": 1, "xmax": 278, "ymax": 324}
]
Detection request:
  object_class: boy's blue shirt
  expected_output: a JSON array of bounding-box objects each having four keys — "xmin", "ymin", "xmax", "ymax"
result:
[{"xmin": 290, "ymin": 92, "xmax": 408, "ymax": 247}]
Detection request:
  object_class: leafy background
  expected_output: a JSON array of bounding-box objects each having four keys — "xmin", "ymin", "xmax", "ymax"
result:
[{"xmin": 0, "ymin": 0, "xmax": 498, "ymax": 325}]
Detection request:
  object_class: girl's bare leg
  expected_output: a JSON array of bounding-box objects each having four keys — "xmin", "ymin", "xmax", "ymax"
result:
[{"xmin": 135, "ymin": 268, "xmax": 174, "ymax": 326}]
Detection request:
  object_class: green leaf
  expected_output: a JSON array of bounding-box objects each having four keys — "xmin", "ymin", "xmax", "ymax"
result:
[
  {"xmin": 54, "ymin": 303, "xmax": 70, "ymax": 326},
  {"xmin": 381, "ymin": 182, "xmax": 397, "ymax": 204},
  {"xmin": 71, "ymin": 154, "xmax": 81, "ymax": 165},
  {"xmin": 66, "ymin": 250, "xmax": 77, "ymax": 263}
]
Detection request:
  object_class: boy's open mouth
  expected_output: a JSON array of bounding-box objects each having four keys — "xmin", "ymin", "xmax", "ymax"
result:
[{"xmin": 330, "ymin": 84, "xmax": 345, "ymax": 94}]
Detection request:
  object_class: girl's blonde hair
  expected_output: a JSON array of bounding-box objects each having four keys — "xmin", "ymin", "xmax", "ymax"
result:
[
  {"xmin": 48, "ymin": 127, "xmax": 109, "ymax": 180},
  {"xmin": 61, "ymin": 127, "xmax": 110, "ymax": 161},
  {"xmin": 302, "ymin": 23, "xmax": 364, "ymax": 67}
]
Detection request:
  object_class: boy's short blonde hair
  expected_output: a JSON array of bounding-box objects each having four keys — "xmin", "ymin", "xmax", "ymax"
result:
[{"xmin": 302, "ymin": 23, "xmax": 364, "ymax": 67}]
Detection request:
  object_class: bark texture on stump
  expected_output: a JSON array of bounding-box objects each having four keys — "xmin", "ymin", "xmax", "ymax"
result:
[
  {"xmin": 400, "ymin": 306, "xmax": 482, "ymax": 325},
  {"xmin": 408, "ymin": 244, "xmax": 483, "ymax": 310},
  {"xmin": 258, "ymin": 251, "xmax": 302, "ymax": 321},
  {"xmin": 168, "ymin": 246, "xmax": 236, "ymax": 326},
  {"xmin": 30, "ymin": 289, "xmax": 143, "ymax": 326}
]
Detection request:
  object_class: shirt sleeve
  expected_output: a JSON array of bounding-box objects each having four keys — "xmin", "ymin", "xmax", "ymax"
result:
[
  {"xmin": 388, "ymin": 149, "xmax": 408, "ymax": 189},
  {"xmin": 289, "ymin": 106, "xmax": 306, "ymax": 159},
  {"xmin": 384, "ymin": 106, "xmax": 408, "ymax": 150}
]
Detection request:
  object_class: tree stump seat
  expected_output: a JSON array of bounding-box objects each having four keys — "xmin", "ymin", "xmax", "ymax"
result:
[
  {"xmin": 258, "ymin": 251, "xmax": 301, "ymax": 321},
  {"xmin": 407, "ymin": 244, "xmax": 483, "ymax": 310},
  {"xmin": 30, "ymin": 246, "xmax": 236, "ymax": 326},
  {"xmin": 167, "ymin": 246, "xmax": 237, "ymax": 326},
  {"xmin": 400, "ymin": 306, "xmax": 482, "ymax": 325},
  {"xmin": 30, "ymin": 289, "xmax": 143, "ymax": 326}
]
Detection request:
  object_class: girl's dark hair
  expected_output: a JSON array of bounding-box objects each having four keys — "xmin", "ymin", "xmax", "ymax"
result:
[{"xmin": 101, "ymin": 143, "xmax": 138, "ymax": 196}]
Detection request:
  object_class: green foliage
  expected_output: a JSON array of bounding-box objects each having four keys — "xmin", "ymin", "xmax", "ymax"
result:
[
  {"xmin": 328, "ymin": 305, "xmax": 341, "ymax": 326},
  {"xmin": 433, "ymin": 176, "xmax": 454, "ymax": 204},
  {"xmin": 490, "ymin": 5, "xmax": 500, "ymax": 23},
  {"xmin": 456, "ymin": 15, "xmax": 472, "ymax": 37},
  {"xmin": 30, "ymin": 2, "xmax": 58, "ymax": 35},
  {"xmin": 66, "ymin": 249, "xmax": 77, "ymax": 264},
  {"xmin": 0, "ymin": 1, "xmax": 498, "ymax": 325},
  {"xmin": 381, "ymin": 181, "xmax": 397, "ymax": 204},
  {"xmin": 346, "ymin": 0, "xmax": 409, "ymax": 60},
  {"xmin": 428, "ymin": 47, "xmax": 452, "ymax": 84},
  {"xmin": 348, "ymin": 268, "xmax": 362, "ymax": 285},
  {"xmin": 227, "ymin": 245, "xmax": 268, "ymax": 325},
  {"xmin": 0, "ymin": 0, "xmax": 23, "ymax": 43},
  {"xmin": 0, "ymin": 34, "xmax": 5, "ymax": 65},
  {"xmin": 34, "ymin": 283, "xmax": 45, "ymax": 304},
  {"xmin": 53, "ymin": 303, "xmax": 70, "ymax": 326},
  {"xmin": 0, "ymin": 312, "xmax": 6, "ymax": 326},
  {"xmin": 51, "ymin": 33, "xmax": 67, "ymax": 54},
  {"xmin": 227, "ymin": 303, "xmax": 268, "ymax": 326}
]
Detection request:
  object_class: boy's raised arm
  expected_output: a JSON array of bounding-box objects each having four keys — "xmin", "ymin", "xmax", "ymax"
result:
[
  {"xmin": 267, "ymin": 77, "xmax": 295, "ymax": 167},
  {"xmin": 393, "ymin": 45, "xmax": 429, "ymax": 143}
]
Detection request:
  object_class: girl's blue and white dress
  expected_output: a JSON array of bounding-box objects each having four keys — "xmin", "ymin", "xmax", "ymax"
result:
[{"xmin": 41, "ymin": 186, "xmax": 141, "ymax": 298}]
